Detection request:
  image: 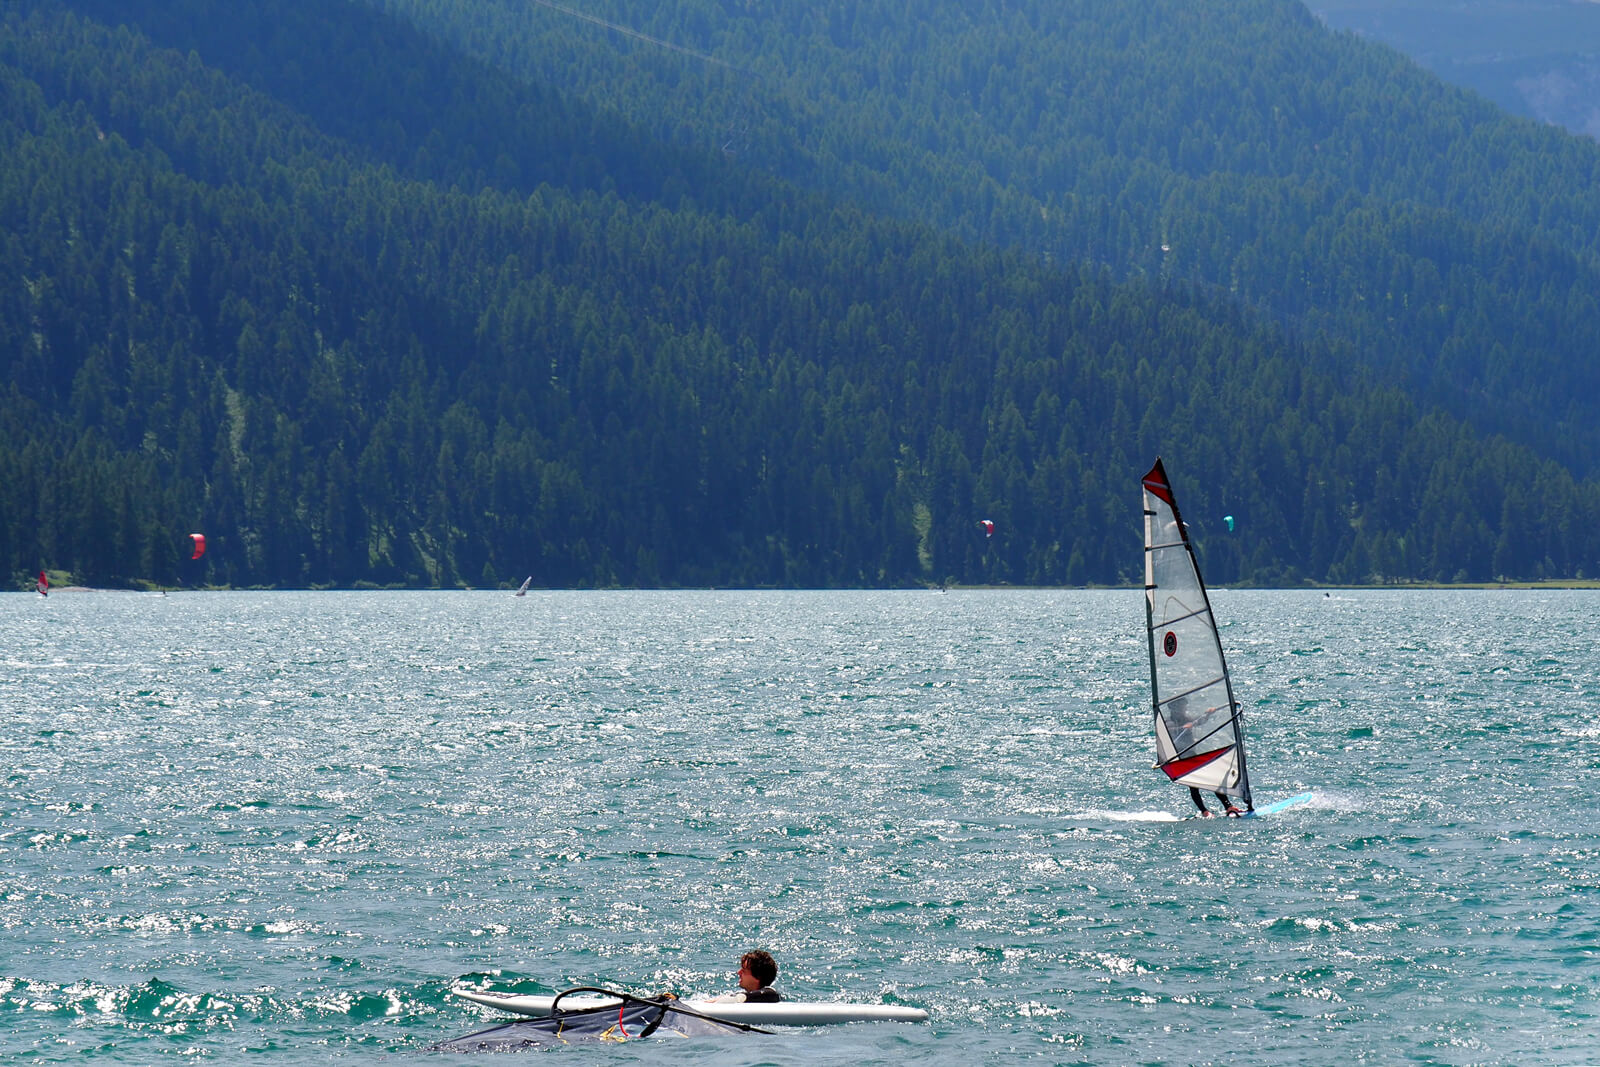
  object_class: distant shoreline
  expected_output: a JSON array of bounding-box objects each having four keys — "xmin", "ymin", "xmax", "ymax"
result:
[{"xmin": 16, "ymin": 580, "xmax": 1600, "ymax": 593}]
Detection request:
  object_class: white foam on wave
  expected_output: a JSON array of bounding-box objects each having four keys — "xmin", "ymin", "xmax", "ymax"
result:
[
  {"xmin": 1078, "ymin": 808, "xmax": 1184, "ymax": 822},
  {"xmin": 1290, "ymin": 789, "xmax": 1362, "ymax": 812}
]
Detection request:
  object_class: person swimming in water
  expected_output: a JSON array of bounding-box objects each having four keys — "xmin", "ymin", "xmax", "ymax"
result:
[
  {"xmin": 665, "ymin": 950, "xmax": 782, "ymax": 1006},
  {"xmin": 711, "ymin": 950, "xmax": 780, "ymax": 1003}
]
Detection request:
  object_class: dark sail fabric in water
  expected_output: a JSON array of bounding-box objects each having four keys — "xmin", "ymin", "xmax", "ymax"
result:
[{"xmin": 431, "ymin": 992, "xmax": 763, "ymax": 1052}]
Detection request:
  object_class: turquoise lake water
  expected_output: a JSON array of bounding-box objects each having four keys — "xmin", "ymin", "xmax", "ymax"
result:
[{"xmin": 2, "ymin": 589, "xmax": 1597, "ymax": 1063}]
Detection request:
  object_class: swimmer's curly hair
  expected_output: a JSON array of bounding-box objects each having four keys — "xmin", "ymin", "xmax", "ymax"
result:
[{"xmin": 741, "ymin": 950, "xmax": 777, "ymax": 987}]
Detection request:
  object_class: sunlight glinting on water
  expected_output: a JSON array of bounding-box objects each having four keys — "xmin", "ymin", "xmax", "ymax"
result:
[{"xmin": 3, "ymin": 589, "xmax": 1598, "ymax": 1063}]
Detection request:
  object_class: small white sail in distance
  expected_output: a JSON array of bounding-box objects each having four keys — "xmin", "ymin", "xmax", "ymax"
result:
[{"xmin": 514, "ymin": 576, "xmax": 531, "ymax": 596}]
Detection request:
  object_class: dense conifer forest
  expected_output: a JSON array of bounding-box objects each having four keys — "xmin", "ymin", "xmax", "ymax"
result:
[{"xmin": 4, "ymin": 0, "xmax": 1600, "ymax": 589}]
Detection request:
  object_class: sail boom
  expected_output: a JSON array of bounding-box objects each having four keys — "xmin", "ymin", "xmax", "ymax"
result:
[
  {"xmin": 1165, "ymin": 715, "xmax": 1238, "ymax": 759},
  {"xmin": 1155, "ymin": 676, "xmax": 1228, "ymax": 708}
]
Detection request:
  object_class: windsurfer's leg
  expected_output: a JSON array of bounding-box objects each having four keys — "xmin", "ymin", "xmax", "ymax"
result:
[
  {"xmin": 1188, "ymin": 787, "xmax": 1210, "ymax": 815},
  {"xmin": 1219, "ymin": 792, "xmax": 1243, "ymax": 816}
]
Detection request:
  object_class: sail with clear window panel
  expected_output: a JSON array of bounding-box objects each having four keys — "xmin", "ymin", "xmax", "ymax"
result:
[{"xmin": 1141, "ymin": 458, "xmax": 1252, "ymax": 808}]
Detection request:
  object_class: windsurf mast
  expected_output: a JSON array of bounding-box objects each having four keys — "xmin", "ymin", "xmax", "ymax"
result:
[{"xmin": 1141, "ymin": 458, "xmax": 1251, "ymax": 810}]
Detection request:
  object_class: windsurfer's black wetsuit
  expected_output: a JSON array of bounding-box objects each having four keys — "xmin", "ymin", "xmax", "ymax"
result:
[
  {"xmin": 738, "ymin": 987, "xmax": 781, "ymax": 1003},
  {"xmin": 1189, "ymin": 787, "xmax": 1237, "ymax": 816}
]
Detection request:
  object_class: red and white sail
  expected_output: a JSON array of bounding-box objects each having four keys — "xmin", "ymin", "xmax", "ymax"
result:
[{"xmin": 1141, "ymin": 458, "xmax": 1251, "ymax": 807}]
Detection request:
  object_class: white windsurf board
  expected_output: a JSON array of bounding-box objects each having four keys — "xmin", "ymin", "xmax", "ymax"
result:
[{"xmin": 451, "ymin": 988, "xmax": 927, "ymax": 1025}]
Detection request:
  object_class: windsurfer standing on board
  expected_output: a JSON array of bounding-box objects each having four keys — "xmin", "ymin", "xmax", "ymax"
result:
[
  {"xmin": 1188, "ymin": 786, "xmax": 1242, "ymax": 818},
  {"xmin": 1170, "ymin": 695, "xmax": 1243, "ymax": 817}
]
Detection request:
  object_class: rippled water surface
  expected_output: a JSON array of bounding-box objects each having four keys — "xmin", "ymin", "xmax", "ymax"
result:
[{"xmin": 3, "ymin": 589, "xmax": 1598, "ymax": 1064}]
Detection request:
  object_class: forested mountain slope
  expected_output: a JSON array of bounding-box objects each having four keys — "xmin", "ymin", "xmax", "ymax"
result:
[
  {"xmin": 3, "ymin": 0, "xmax": 1599, "ymax": 590},
  {"xmin": 371, "ymin": 0, "xmax": 1600, "ymax": 476}
]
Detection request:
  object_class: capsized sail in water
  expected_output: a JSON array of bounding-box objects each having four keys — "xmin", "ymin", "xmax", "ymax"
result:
[
  {"xmin": 1141, "ymin": 458, "xmax": 1252, "ymax": 812},
  {"xmin": 453, "ymin": 986, "xmax": 928, "ymax": 1024},
  {"xmin": 432, "ymin": 987, "xmax": 766, "ymax": 1051}
]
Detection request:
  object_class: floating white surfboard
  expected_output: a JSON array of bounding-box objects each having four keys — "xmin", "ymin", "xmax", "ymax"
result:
[{"xmin": 451, "ymin": 988, "xmax": 928, "ymax": 1025}]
